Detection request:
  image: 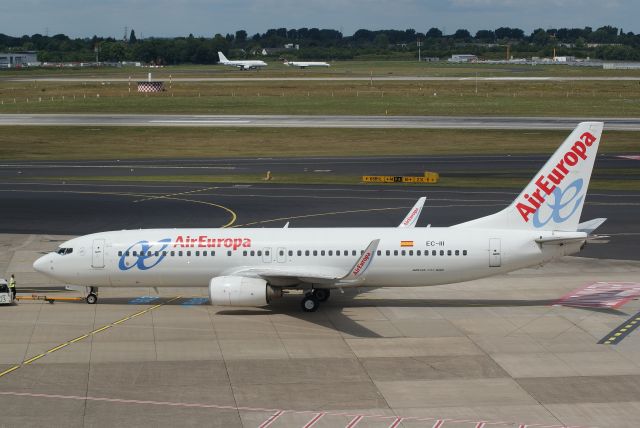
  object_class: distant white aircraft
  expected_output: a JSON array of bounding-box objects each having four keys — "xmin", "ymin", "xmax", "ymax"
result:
[
  {"xmin": 34, "ymin": 123, "xmax": 606, "ymax": 312},
  {"xmin": 217, "ymin": 51, "xmax": 267, "ymax": 70},
  {"xmin": 283, "ymin": 59, "xmax": 330, "ymax": 68}
]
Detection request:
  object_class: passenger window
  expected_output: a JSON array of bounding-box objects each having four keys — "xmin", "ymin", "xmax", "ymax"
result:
[
  {"xmin": 409, "ymin": 250, "xmax": 414, "ymax": 256},
  {"xmin": 305, "ymin": 250, "xmax": 310, "ymax": 256},
  {"xmin": 313, "ymin": 250, "xmax": 318, "ymax": 256},
  {"xmin": 417, "ymin": 250, "xmax": 421, "ymax": 256},
  {"xmin": 328, "ymin": 250, "xmax": 333, "ymax": 256},
  {"xmin": 265, "ymin": 251, "xmax": 270, "ymax": 256},
  {"xmin": 227, "ymin": 251, "xmax": 232, "ymax": 256},
  {"xmin": 394, "ymin": 250, "xmax": 398, "ymax": 256},
  {"xmin": 162, "ymin": 251, "xmax": 167, "ymax": 256},
  {"xmin": 186, "ymin": 251, "xmax": 191, "ymax": 257},
  {"xmin": 118, "ymin": 251, "xmax": 123, "ymax": 256},
  {"xmin": 297, "ymin": 250, "xmax": 301, "ymax": 256},
  {"xmin": 376, "ymin": 250, "xmax": 381, "ymax": 256},
  {"xmin": 132, "ymin": 251, "xmax": 137, "ymax": 256},
  {"xmin": 257, "ymin": 250, "xmax": 262, "ymax": 256},
  {"xmin": 463, "ymin": 250, "xmax": 468, "ymax": 256},
  {"xmin": 125, "ymin": 251, "xmax": 130, "ymax": 256},
  {"xmin": 386, "ymin": 250, "xmax": 390, "ymax": 256},
  {"xmin": 321, "ymin": 250, "xmax": 325, "ymax": 256},
  {"xmin": 279, "ymin": 250, "xmax": 284, "ymax": 256},
  {"xmin": 401, "ymin": 250, "xmax": 406, "ymax": 256},
  {"xmin": 170, "ymin": 251, "xmax": 175, "ymax": 256},
  {"xmin": 352, "ymin": 250, "xmax": 357, "ymax": 256},
  {"xmin": 447, "ymin": 250, "xmax": 452, "ymax": 256},
  {"xmin": 196, "ymin": 251, "xmax": 201, "ymax": 256},
  {"xmin": 211, "ymin": 251, "xmax": 215, "ymax": 256},
  {"xmin": 243, "ymin": 251, "xmax": 247, "ymax": 256},
  {"xmin": 440, "ymin": 250, "xmax": 444, "ymax": 256},
  {"xmin": 455, "ymin": 250, "xmax": 459, "ymax": 256},
  {"xmin": 336, "ymin": 250, "xmax": 341, "ymax": 256},
  {"xmin": 251, "ymin": 250, "xmax": 255, "ymax": 256},
  {"xmin": 203, "ymin": 251, "xmax": 207, "ymax": 256},
  {"xmin": 289, "ymin": 250, "xmax": 293, "ymax": 256},
  {"xmin": 178, "ymin": 251, "xmax": 183, "ymax": 256},
  {"xmin": 361, "ymin": 250, "xmax": 364, "ymax": 255}
]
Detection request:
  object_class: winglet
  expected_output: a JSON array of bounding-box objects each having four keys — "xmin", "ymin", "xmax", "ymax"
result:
[
  {"xmin": 283, "ymin": 222, "xmax": 290, "ymax": 228},
  {"xmin": 341, "ymin": 239, "xmax": 380, "ymax": 282},
  {"xmin": 399, "ymin": 197, "xmax": 426, "ymax": 228}
]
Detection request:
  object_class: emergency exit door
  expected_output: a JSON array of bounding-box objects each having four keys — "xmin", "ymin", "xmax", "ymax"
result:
[
  {"xmin": 489, "ymin": 238, "xmax": 501, "ymax": 267},
  {"xmin": 92, "ymin": 239, "xmax": 105, "ymax": 268}
]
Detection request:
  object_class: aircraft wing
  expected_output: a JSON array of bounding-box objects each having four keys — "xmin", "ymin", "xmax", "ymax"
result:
[
  {"xmin": 223, "ymin": 239, "xmax": 380, "ymax": 287},
  {"xmin": 398, "ymin": 197, "xmax": 426, "ymax": 227}
]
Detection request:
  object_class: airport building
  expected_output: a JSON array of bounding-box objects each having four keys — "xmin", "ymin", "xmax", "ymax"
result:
[{"xmin": 0, "ymin": 51, "xmax": 39, "ymax": 67}]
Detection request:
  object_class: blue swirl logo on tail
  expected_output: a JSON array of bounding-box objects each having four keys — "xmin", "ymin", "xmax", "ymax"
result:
[{"xmin": 532, "ymin": 178, "xmax": 584, "ymax": 228}]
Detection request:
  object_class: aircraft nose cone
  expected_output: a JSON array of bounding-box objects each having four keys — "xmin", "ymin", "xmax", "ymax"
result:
[{"xmin": 33, "ymin": 254, "xmax": 51, "ymax": 273}]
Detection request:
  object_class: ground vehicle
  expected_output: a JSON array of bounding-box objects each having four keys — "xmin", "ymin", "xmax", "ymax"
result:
[{"xmin": 0, "ymin": 279, "xmax": 13, "ymax": 305}]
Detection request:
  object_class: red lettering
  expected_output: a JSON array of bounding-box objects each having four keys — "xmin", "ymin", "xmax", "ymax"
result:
[
  {"xmin": 571, "ymin": 140, "xmax": 587, "ymax": 160},
  {"xmin": 564, "ymin": 151, "xmax": 578, "ymax": 167},
  {"xmin": 242, "ymin": 238, "xmax": 251, "ymax": 248},
  {"xmin": 174, "ymin": 235, "xmax": 183, "ymax": 247},
  {"xmin": 535, "ymin": 175, "xmax": 556, "ymax": 195},
  {"xmin": 556, "ymin": 159, "xmax": 569, "ymax": 175},
  {"xmin": 223, "ymin": 238, "xmax": 233, "ymax": 248},
  {"xmin": 198, "ymin": 235, "xmax": 206, "ymax": 248},
  {"xmin": 232, "ymin": 238, "xmax": 242, "ymax": 250},
  {"xmin": 580, "ymin": 131, "xmax": 596, "ymax": 147},
  {"xmin": 217, "ymin": 238, "xmax": 224, "ymax": 246},
  {"xmin": 532, "ymin": 188, "xmax": 545, "ymax": 204},
  {"xmin": 516, "ymin": 202, "xmax": 537, "ymax": 222},
  {"xmin": 524, "ymin": 194, "xmax": 540, "ymax": 209},
  {"xmin": 547, "ymin": 168, "xmax": 564, "ymax": 185}
]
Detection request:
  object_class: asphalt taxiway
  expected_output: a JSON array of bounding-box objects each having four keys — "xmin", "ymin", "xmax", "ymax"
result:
[{"xmin": 2, "ymin": 114, "xmax": 640, "ymax": 130}]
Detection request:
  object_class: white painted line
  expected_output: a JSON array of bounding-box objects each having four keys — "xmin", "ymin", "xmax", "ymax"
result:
[
  {"xmin": 149, "ymin": 120, "xmax": 251, "ymax": 124},
  {"xmin": 388, "ymin": 417, "xmax": 403, "ymax": 428},
  {"xmin": 431, "ymin": 420, "xmax": 445, "ymax": 428}
]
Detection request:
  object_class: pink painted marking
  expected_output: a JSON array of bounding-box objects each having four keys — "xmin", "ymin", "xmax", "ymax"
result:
[
  {"xmin": 258, "ymin": 410, "xmax": 285, "ymax": 428},
  {"xmin": 518, "ymin": 424, "xmax": 527, "ymax": 428},
  {"xmin": 432, "ymin": 420, "xmax": 445, "ymax": 428},
  {"xmin": 552, "ymin": 282, "xmax": 640, "ymax": 309},
  {"xmin": 346, "ymin": 415, "xmax": 364, "ymax": 428},
  {"xmin": 388, "ymin": 417, "xmax": 403, "ymax": 428},
  {"xmin": 302, "ymin": 412, "xmax": 325, "ymax": 428},
  {"xmin": 476, "ymin": 423, "xmax": 486, "ymax": 428}
]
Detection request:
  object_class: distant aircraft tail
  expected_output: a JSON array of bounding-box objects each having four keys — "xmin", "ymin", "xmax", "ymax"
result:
[
  {"xmin": 217, "ymin": 51, "xmax": 229, "ymax": 63},
  {"xmin": 453, "ymin": 122, "xmax": 604, "ymax": 232}
]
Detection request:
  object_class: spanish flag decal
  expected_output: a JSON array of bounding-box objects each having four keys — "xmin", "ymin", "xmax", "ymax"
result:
[{"xmin": 400, "ymin": 240, "xmax": 414, "ymax": 247}]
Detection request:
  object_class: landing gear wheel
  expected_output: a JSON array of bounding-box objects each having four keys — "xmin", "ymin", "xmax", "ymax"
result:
[
  {"xmin": 86, "ymin": 293, "xmax": 98, "ymax": 304},
  {"xmin": 313, "ymin": 288, "xmax": 330, "ymax": 302},
  {"xmin": 301, "ymin": 294, "xmax": 320, "ymax": 312}
]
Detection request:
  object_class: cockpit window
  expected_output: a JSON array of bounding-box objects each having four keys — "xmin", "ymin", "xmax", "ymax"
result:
[{"xmin": 57, "ymin": 248, "xmax": 73, "ymax": 255}]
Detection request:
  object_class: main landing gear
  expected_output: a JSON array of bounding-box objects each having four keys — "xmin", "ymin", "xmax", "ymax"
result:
[
  {"xmin": 300, "ymin": 288, "xmax": 331, "ymax": 312},
  {"xmin": 86, "ymin": 287, "xmax": 98, "ymax": 304}
]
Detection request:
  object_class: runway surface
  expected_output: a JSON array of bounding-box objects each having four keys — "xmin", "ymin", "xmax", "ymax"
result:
[
  {"xmin": 2, "ymin": 114, "xmax": 640, "ymax": 130},
  {"xmin": 6, "ymin": 75, "xmax": 640, "ymax": 82}
]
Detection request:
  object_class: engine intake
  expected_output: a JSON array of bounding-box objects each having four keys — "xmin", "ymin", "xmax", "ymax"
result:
[{"xmin": 209, "ymin": 276, "xmax": 282, "ymax": 306}]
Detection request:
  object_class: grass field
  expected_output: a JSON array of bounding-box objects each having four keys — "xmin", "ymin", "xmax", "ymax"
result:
[
  {"xmin": 1, "ymin": 79, "xmax": 640, "ymax": 116},
  {"xmin": 1, "ymin": 126, "xmax": 638, "ymax": 161}
]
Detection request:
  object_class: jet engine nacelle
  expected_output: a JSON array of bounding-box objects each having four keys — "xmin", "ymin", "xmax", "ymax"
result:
[{"xmin": 208, "ymin": 276, "xmax": 282, "ymax": 306}]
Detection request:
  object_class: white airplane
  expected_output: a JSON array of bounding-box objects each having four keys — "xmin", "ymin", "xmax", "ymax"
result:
[
  {"xmin": 217, "ymin": 51, "xmax": 267, "ymax": 70},
  {"xmin": 33, "ymin": 122, "xmax": 606, "ymax": 312},
  {"xmin": 283, "ymin": 59, "xmax": 330, "ymax": 68}
]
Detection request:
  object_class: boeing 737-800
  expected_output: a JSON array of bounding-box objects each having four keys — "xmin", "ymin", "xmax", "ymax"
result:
[
  {"xmin": 217, "ymin": 51, "xmax": 267, "ymax": 70},
  {"xmin": 33, "ymin": 122, "xmax": 606, "ymax": 312}
]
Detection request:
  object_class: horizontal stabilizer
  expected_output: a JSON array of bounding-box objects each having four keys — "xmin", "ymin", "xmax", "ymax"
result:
[{"xmin": 577, "ymin": 218, "xmax": 607, "ymax": 234}]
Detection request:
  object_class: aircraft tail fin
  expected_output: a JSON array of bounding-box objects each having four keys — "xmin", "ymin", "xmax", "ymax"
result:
[
  {"xmin": 217, "ymin": 51, "xmax": 229, "ymax": 63},
  {"xmin": 453, "ymin": 122, "xmax": 604, "ymax": 232}
]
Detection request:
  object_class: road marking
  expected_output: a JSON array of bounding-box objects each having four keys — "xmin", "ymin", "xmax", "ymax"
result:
[
  {"xmin": 599, "ymin": 311, "xmax": 640, "ymax": 345},
  {"xmin": 387, "ymin": 417, "xmax": 403, "ymax": 428},
  {"xmin": 552, "ymin": 282, "xmax": 640, "ymax": 309},
  {"xmin": 431, "ymin": 420, "xmax": 445, "ymax": 428},
  {"xmin": 345, "ymin": 415, "xmax": 363, "ymax": 428},
  {"xmin": 0, "ymin": 296, "xmax": 181, "ymax": 378},
  {"xmin": 258, "ymin": 410, "xmax": 285, "ymax": 428},
  {"xmin": 302, "ymin": 412, "xmax": 325, "ymax": 428}
]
